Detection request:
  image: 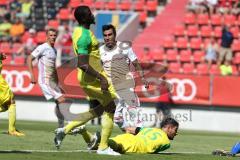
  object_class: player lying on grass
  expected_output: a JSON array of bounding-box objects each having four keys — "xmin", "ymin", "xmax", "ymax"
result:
[
  {"xmin": 212, "ymin": 141, "xmax": 240, "ymax": 157},
  {"xmin": 0, "ymin": 52, "xmax": 25, "ymax": 136},
  {"xmin": 77, "ymin": 117, "xmax": 178, "ymax": 154}
]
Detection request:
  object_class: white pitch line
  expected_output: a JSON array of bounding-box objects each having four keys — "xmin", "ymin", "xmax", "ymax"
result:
[
  {"xmin": 0, "ymin": 149, "xmax": 96, "ymax": 153},
  {"xmin": 0, "ymin": 150, "xmax": 209, "ymax": 155}
]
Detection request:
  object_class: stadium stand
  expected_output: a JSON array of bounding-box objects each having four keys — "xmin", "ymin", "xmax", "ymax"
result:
[{"xmin": 0, "ymin": 0, "xmax": 239, "ymax": 76}]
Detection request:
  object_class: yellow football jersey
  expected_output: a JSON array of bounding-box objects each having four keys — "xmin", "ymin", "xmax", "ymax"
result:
[
  {"xmin": 72, "ymin": 26, "xmax": 116, "ymax": 106},
  {"xmin": 111, "ymin": 128, "xmax": 170, "ymax": 153},
  {"xmin": 0, "ymin": 61, "xmax": 14, "ymax": 106}
]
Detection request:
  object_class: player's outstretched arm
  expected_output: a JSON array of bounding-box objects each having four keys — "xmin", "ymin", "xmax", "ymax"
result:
[
  {"xmin": 27, "ymin": 55, "xmax": 36, "ymax": 84},
  {"xmin": 77, "ymin": 54, "xmax": 109, "ymax": 92}
]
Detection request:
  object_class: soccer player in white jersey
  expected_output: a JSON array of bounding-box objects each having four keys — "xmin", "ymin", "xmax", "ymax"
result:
[
  {"xmin": 99, "ymin": 24, "xmax": 149, "ymax": 131},
  {"xmin": 27, "ymin": 28, "xmax": 66, "ymax": 128}
]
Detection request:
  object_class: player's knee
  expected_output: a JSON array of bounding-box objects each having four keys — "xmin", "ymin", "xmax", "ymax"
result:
[{"xmin": 104, "ymin": 101, "xmax": 116, "ymax": 113}]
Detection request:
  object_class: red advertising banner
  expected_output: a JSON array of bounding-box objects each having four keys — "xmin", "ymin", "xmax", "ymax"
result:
[
  {"xmin": 212, "ymin": 76, "xmax": 240, "ymax": 107},
  {"xmin": 1, "ymin": 66, "xmax": 239, "ymax": 107}
]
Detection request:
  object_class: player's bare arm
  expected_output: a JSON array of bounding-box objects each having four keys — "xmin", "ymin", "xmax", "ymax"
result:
[
  {"xmin": 27, "ymin": 55, "xmax": 37, "ymax": 84},
  {"xmin": 132, "ymin": 59, "xmax": 149, "ymax": 89},
  {"xmin": 77, "ymin": 54, "xmax": 109, "ymax": 92}
]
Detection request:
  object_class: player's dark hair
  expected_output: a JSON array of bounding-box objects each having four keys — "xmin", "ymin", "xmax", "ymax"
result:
[
  {"xmin": 74, "ymin": 5, "xmax": 91, "ymax": 24},
  {"xmin": 46, "ymin": 28, "xmax": 58, "ymax": 35},
  {"xmin": 102, "ymin": 24, "xmax": 116, "ymax": 36},
  {"xmin": 160, "ymin": 117, "xmax": 179, "ymax": 128}
]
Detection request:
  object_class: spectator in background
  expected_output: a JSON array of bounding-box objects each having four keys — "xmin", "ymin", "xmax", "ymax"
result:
[
  {"xmin": 0, "ymin": 14, "xmax": 12, "ymax": 42},
  {"xmin": 17, "ymin": 0, "xmax": 33, "ymax": 21},
  {"xmin": 10, "ymin": 18, "xmax": 25, "ymax": 42},
  {"xmin": 232, "ymin": 1, "xmax": 240, "ymax": 16},
  {"xmin": 205, "ymin": 38, "xmax": 218, "ymax": 70},
  {"xmin": 56, "ymin": 22, "xmax": 72, "ymax": 60},
  {"xmin": 0, "ymin": 7, "xmax": 8, "ymax": 20},
  {"xmin": 17, "ymin": 28, "xmax": 37, "ymax": 58},
  {"xmin": 9, "ymin": 0, "xmax": 22, "ymax": 22},
  {"xmin": 217, "ymin": 26, "xmax": 233, "ymax": 67},
  {"xmin": 202, "ymin": 0, "xmax": 218, "ymax": 15},
  {"xmin": 186, "ymin": 0, "xmax": 204, "ymax": 13},
  {"xmin": 220, "ymin": 60, "xmax": 232, "ymax": 76}
]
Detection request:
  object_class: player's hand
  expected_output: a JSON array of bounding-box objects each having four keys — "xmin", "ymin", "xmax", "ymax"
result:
[
  {"xmin": 99, "ymin": 75, "xmax": 109, "ymax": 92},
  {"xmin": 142, "ymin": 78, "xmax": 149, "ymax": 89},
  {"xmin": 0, "ymin": 53, "xmax": 7, "ymax": 60}
]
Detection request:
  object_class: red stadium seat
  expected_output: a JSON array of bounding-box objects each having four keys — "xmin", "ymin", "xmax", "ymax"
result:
[
  {"xmin": 224, "ymin": 14, "xmax": 236, "ymax": 26},
  {"xmin": 169, "ymin": 62, "xmax": 181, "ymax": 73},
  {"xmin": 182, "ymin": 63, "xmax": 195, "ymax": 74},
  {"xmin": 200, "ymin": 26, "xmax": 212, "ymax": 38},
  {"xmin": 105, "ymin": 1, "xmax": 117, "ymax": 10},
  {"xmin": 230, "ymin": 26, "xmax": 239, "ymax": 38},
  {"xmin": 139, "ymin": 11, "xmax": 147, "ymax": 23},
  {"xmin": 197, "ymin": 14, "xmax": 209, "ymax": 26},
  {"xmin": 2, "ymin": 56, "xmax": 12, "ymax": 65},
  {"xmin": 119, "ymin": 1, "xmax": 131, "ymax": 11},
  {"xmin": 231, "ymin": 39, "xmax": 240, "ymax": 52},
  {"xmin": 21, "ymin": 32, "xmax": 30, "ymax": 42},
  {"xmin": 213, "ymin": 26, "xmax": 222, "ymax": 38},
  {"xmin": 11, "ymin": 43, "xmax": 22, "ymax": 54},
  {"xmin": 69, "ymin": 0, "xmax": 80, "ymax": 8},
  {"xmin": 48, "ymin": 20, "xmax": 59, "ymax": 29},
  {"xmin": 179, "ymin": 50, "xmax": 192, "ymax": 62},
  {"xmin": 166, "ymin": 49, "xmax": 178, "ymax": 61},
  {"xmin": 173, "ymin": 24, "xmax": 185, "ymax": 37},
  {"xmin": 209, "ymin": 64, "xmax": 220, "ymax": 75},
  {"xmin": 176, "ymin": 37, "xmax": 188, "ymax": 49},
  {"xmin": 184, "ymin": 13, "xmax": 196, "ymax": 25},
  {"xmin": 190, "ymin": 38, "xmax": 202, "ymax": 50},
  {"xmin": 193, "ymin": 50, "xmax": 205, "ymax": 63},
  {"xmin": 134, "ymin": 1, "xmax": 144, "ymax": 11},
  {"xmin": 94, "ymin": 1, "xmax": 105, "ymax": 10},
  {"xmin": 146, "ymin": 0, "xmax": 157, "ymax": 12},
  {"xmin": 203, "ymin": 38, "xmax": 212, "ymax": 48},
  {"xmin": 211, "ymin": 14, "xmax": 222, "ymax": 26},
  {"xmin": 13, "ymin": 56, "xmax": 25, "ymax": 65},
  {"xmin": 151, "ymin": 49, "xmax": 165, "ymax": 61},
  {"xmin": 58, "ymin": 9, "xmax": 71, "ymax": 20},
  {"xmin": 232, "ymin": 65, "xmax": 238, "ymax": 76},
  {"xmin": 0, "ymin": 0, "xmax": 8, "ymax": 5},
  {"xmin": 186, "ymin": 25, "xmax": 199, "ymax": 37},
  {"xmin": 196, "ymin": 63, "xmax": 208, "ymax": 75},
  {"xmin": 163, "ymin": 37, "xmax": 174, "ymax": 49},
  {"xmin": 0, "ymin": 42, "xmax": 12, "ymax": 55},
  {"xmin": 233, "ymin": 52, "xmax": 240, "ymax": 64},
  {"xmin": 36, "ymin": 31, "xmax": 46, "ymax": 44}
]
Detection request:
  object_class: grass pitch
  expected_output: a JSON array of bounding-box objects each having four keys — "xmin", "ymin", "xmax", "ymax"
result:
[{"xmin": 0, "ymin": 120, "xmax": 239, "ymax": 160}]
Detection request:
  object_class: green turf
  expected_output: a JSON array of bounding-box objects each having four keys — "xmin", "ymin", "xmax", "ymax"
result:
[{"xmin": 0, "ymin": 120, "xmax": 239, "ymax": 160}]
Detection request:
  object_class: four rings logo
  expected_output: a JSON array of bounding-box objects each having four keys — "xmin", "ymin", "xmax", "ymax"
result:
[
  {"xmin": 167, "ymin": 78, "xmax": 197, "ymax": 101},
  {"xmin": 2, "ymin": 70, "xmax": 34, "ymax": 93},
  {"xmin": 142, "ymin": 77, "xmax": 197, "ymax": 101}
]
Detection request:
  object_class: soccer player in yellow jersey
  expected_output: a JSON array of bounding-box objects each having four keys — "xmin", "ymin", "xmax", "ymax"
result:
[
  {"xmin": 0, "ymin": 53, "xmax": 24, "ymax": 136},
  {"xmin": 110, "ymin": 117, "xmax": 178, "ymax": 154},
  {"xmin": 54, "ymin": 6, "xmax": 119, "ymax": 155},
  {"xmin": 89, "ymin": 117, "xmax": 178, "ymax": 154}
]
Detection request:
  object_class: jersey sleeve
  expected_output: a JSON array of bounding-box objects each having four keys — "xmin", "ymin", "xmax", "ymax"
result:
[
  {"xmin": 127, "ymin": 47, "xmax": 138, "ymax": 62},
  {"xmin": 31, "ymin": 45, "xmax": 43, "ymax": 58}
]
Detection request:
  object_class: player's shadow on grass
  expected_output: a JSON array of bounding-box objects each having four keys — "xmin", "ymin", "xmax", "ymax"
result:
[{"xmin": 0, "ymin": 150, "xmax": 31, "ymax": 154}]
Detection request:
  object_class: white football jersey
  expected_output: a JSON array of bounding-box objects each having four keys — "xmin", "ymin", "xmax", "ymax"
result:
[
  {"xmin": 99, "ymin": 41, "xmax": 137, "ymax": 85},
  {"xmin": 31, "ymin": 43, "xmax": 58, "ymax": 85}
]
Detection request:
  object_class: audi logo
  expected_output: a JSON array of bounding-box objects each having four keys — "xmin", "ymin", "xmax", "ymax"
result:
[
  {"xmin": 142, "ymin": 77, "xmax": 197, "ymax": 101},
  {"xmin": 2, "ymin": 70, "xmax": 34, "ymax": 93}
]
